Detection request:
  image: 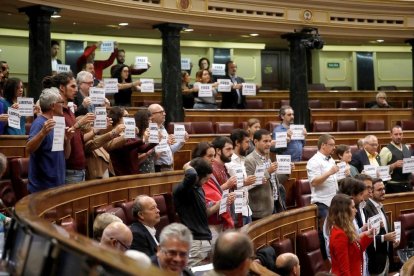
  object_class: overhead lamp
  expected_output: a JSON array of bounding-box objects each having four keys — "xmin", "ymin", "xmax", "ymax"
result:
[
  {"xmin": 51, "ymin": 11, "xmax": 61, "ymax": 18},
  {"xmin": 118, "ymin": 22, "xmax": 129, "ymax": 26},
  {"xmin": 376, "ymin": 39, "xmax": 384, "ymax": 43},
  {"xmin": 183, "ymin": 28, "xmax": 194, "ymax": 32},
  {"xmin": 249, "ymin": 33, "xmax": 259, "ymax": 37}
]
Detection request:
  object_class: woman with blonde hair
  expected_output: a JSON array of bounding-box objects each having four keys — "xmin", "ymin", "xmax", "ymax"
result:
[
  {"xmin": 328, "ymin": 193, "xmax": 372, "ymax": 276},
  {"xmin": 246, "ymin": 118, "xmax": 261, "ymax": 155}
]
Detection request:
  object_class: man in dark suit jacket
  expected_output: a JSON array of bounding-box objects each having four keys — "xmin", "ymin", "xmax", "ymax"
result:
[
  {"xmin": 130, "ymin": 195, "xmax": 160, "ymax": 256},
  {"xmin": 350, "ymin": 135, "xmax": 382, "ymax": 173},
  {"xmin": 220, "ymin": 60, "xmax": 248, "ymax": 109},
  {"xmin": 364, "ymin": 178, "xmax": 398, "ymax": 275},
  {"xmin": 51, "ymin": 40, "xmax": 62, "ymax": 72},
  {"xmin": 152, "ymin": 223, "xmax": 194, "ymax": 275}
]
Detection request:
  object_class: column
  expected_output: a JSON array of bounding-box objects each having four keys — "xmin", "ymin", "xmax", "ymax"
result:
[
  {"xmin": 19, "ymin": 5, "xmax": 59, "ymax": 100},
  {"xmin": 154, "ymin": 23, "xmax": 188, "ymax": 125},
  {"xmin": 281, "ymin": 31, "xmax": 313, "ymax": 130},
  {"xmin": 406, "ymin": 39, "xmax": 414, "ymax": 109}
]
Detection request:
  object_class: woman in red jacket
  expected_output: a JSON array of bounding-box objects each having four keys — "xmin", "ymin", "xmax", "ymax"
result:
[{"xmin": 327, "ymin": 194, "xmax": 373, "ymax": 276}]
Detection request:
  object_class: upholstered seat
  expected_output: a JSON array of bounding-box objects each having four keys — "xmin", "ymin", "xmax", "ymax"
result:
[
  {"xmin": 167, "ymin": 122, "xmax": 193, "ymax": 134},
  {"xmin": 398, "ymin": 213, "xmax": 414, "ymax": 249},
  {"xmin": 10, "ymin": 157, "xmax": 29, "ymax": 201},
  {"xmin": 266, "ymin": 121, "xmax": 281, "ymax": 133},
  {"xmin": 59, "ymin": 216, "xmax": 78, "ymax": 233},
  {"xmin": 364, "ymin": 120, "xmax": 385, "ymax": 131},
  {"xmin": 115, "ymin": 201, "xmax": 136, "ymax": 225},
  {"xmin": 215, "ymin": 122, "xmax": 235, "ymax": 134},
  {"xmin": 153, "ymin": 193, "xmax": 177, "ymax": 237},
  {"xmin": 246, "ymin": 99, "xmax": 264, "ymax": 109},
  {"xmin": 295, "ymin": 179, "xmax": 311, "ymax": 207},
  {"xmin": 301, "ymin": 146, "xmax": 318, "ymax": 161},
  {"xmin": 312, "ymin": 120, "xmax": 333, "ymax": 132},
  {"xmin": 95, "ymin": 206, "xmax": 127, "ymax": 224},
  {"xmin": 309, "ymin": 100, "xmax": 321, "ymax": 108},
  {"xmin": 308, "ymin": 83, "xmax": 326, "ymax": 91},
  {"xmin": 337, "ymin": 120, "xmax": 358, "ymax": 132},
  {"xmin": 271, "ymin": 238, "xmax": 294, "ymax": 257},
  {"xmin": 297, "ymin": 230, "xmax": 330, "ymax": 275},
  {"xmin": 400, "ymin": 120, "xmax": 414, "ymax": 131},
  {"xmin": 191, "ymin": 121, "xmax": 215, "ymax": 134},
  {"xmin": 338, "ymin": 100, "xmax": 360, "ymax": 108}
]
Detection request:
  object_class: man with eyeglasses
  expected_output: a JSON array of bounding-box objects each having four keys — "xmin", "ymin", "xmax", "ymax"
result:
[
  {"xmin": 350, "ymin": 135, "xmax": 382, "ymax": 173},
  {"xmin": 153, "ymin": 223, "xmax": 194, "ymax": 276},
  {"xmin": 148, "ymin": 103, "xmax": 188, "ymax": 172},
  {"xmin": 74, "ymin": 71, "xmax": 110, "ymax": 116},
  {"xmin": 364, "ymin": 178, "xmax": 398, "ymax": 275},
  {"xmin": 379, "ymin": 125, "xmax": 412, "ymax": 193},
  {"xmin": 100, "ymin": 221, "xmax": 133, "ymax": 253},
  {"xmin": 306, "ymin": 134, "xmax": 338, "ymax": 259}
]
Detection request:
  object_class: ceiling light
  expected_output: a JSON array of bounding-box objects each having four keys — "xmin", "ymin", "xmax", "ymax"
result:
[
  {"xmin": 118, "ymin": 22, "xmax": 128, "ymax": 26},
  {"xmin": 250, "ymin": 33, "xmax": 259, "ymax": 37},
  {"xmin": 51, "ymin": 11, "xmax": 61, "ymax": 18},
  {"xmin": 183, "ymin": 28, "xmax": 194, "ymax": 32},
  {"xmin": 376, "ymin": 39, "xmax": 384, "ymax": 43}
]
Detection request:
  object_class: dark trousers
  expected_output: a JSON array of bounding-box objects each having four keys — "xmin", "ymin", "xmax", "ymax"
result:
[{"xmin": 315, "ymin": 202, "xmax": 329, "ymax": 259}]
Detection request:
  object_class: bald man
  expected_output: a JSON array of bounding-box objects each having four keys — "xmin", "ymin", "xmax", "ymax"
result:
[
  {"xmin": 275, "ymin": 253, "xmax": 300, "ymax": 276},
  {"xmin": 100, "ymin": 221, "xmax": 133, "ymax": 252},
  {"xmin": 148, "ymin": 104, "xmax": 188, "ymax": 172},
  {"xmin": 205, "ymin": 231, "xmax": 253, "ymax": 276}
]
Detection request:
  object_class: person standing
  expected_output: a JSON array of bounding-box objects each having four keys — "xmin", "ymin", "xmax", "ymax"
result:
[{"xmin": 51, "ymin": 40, "xmax": 62, "ymax": 73}]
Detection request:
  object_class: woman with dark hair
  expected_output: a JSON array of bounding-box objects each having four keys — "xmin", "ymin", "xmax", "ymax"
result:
[
  {"xmin": 328, "ymin": 193, "xmax": 372, "ymax": 276},
  {"xmin": 134, "ymin": 109, "xmax": 155, "ymax": 173},
  {"xmin": 0, "ymin": 78, "xmax": 26, "ymax": 134},
  {"xmin": 181, "ymin": 71, "xmax": 198, "ymax": 109},
  {"xmin": 246, "ymin": 118, "xmax": 261, "ymax": 155},
  {"xmin": 336, "ymin": 144, "xmax": 358, "ymax": 177},
  {"xmin": 104, "ymin": 106, "xmax": 157, "ymax": 176},
  {"xmin": 193, "ymin": 69, "xmax": 218, "ymax": 109},
  {"xmin": 198, "ymin": 57, "xmax": 211, "ymax": 71},
  {"xmin": 192, "ymin": 141, "xmax": 215, "ymax": 164},
  {"xmin": 111, "ymin": 64, "xmax": 141, "ymax": 106}
]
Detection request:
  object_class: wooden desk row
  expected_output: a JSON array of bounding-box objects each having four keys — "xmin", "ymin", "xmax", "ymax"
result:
[{"xmin": 130, "ymin": 90, "xmax": 414, "ymax": 109}]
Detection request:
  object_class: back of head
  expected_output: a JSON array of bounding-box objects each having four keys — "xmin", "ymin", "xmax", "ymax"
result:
[
  {"xmin": 192, "ymin": 142, "xmax": 213, "ymax": 159},
  {"xmin": 108, "ymin": 106, "xmax": 125, "ymax": 126},
  {"xmin": 134, "ymin": 109, "xmax": 151, "ymax": 137},
  {"xmin": 189, "ymin": 157, "xmax": 212, "ymax": 178},
  {"xmin": 338, "ymin": 177, "xmax": 366, "ymax": 196},
  {"xmin": 213, "ymin": 231, "xmax": 253, "ymax": 272},
  {"xmin": 93, "ymin": 213, "xmax": 122, "ymax": 241},
  {"xmin": 275, "ymin": 253, "xmax": 300, "ymax": 276}
]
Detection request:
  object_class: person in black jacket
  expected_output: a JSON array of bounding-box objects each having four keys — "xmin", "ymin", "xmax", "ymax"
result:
[{"xmin": 130, "ymin": 195, "xmax": 160, "ymax": 256}]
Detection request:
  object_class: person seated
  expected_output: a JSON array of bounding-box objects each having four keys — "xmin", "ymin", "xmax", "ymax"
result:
[
  {"xmin": 275, "ymin": 253, "xmax": 300, "ymax": 276},
  {"xmin": 370, "ymin": 91, "xmax": 391, "ymax": 108},
  {"xmin": 204, "ymin": 231, "xmax": 254, "ymax": 276},
  {"xmin": 93, "ymin": 213, "xmax": 122, "ymax": 242},
  {"xmin": 99, "ymin": 221, "xmax": 133, "ymax": 253},
  {"xmin": 153, "ymin": 223, "xmax": 194, "ymax": 275},
  {"xmin": 130, "ymin": 195, "xmax": 161, "ymax": 256}
]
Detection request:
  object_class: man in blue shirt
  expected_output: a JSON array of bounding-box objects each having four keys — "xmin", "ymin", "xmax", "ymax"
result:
[{"xmin": 271, "ymin": 105, "xmax": 307, "ymax": 162}]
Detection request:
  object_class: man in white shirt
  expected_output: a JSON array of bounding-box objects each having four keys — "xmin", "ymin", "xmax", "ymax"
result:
[
  {"xmin": 226, "ymin": 129, "xmax": 256, "ymax": 226},
  {"xmin": 306, "ymin": 134, "xmax": 338, "ymax": 258},
  {"xmin": 51, "ymin": 40, "xmax": 62, "ymax": 73}
]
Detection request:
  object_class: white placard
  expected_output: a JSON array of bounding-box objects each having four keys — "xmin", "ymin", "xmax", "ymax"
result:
[
  {"xmin": 254, "ymin": 164, "xmax": 266, "ymax": 185},
  {"xmin": 89, "ymin": 87, "xmax": 105, "ymax": 106},
  {"xmin": 336, "ymin": 161, "xmax": 347, "ymax": 180},
  {"xmin": 217, "ymin": 79, "xmax": 232, "ymax": 92},
  {"xmin": 51, "ymin": 116, "xmax": 65, "ymax": 152},
  {"xmin": 140, "ymin": 79, "xmax": 154, "ymax": 93},
  {"xmin": 275, "ymin": 132, "xmax": 287, "ymax": 148},
  {"xmin": 368, "ymin": 214, "xmax": 382, "ymax": 249},
  {"xmin": 7, "ymin": 107, "xmax": 20, "ymax": 129},
  {"xmin": 103, "ymin": 78, "xmax": 119, "ymax": 94},
  {"xmin": 67, "ymin": 102, "xmax": 75, "ymax": 113},
  {"xmin": 123, "ymin": 117, "xmax": 136, "ymax": 139},
  {"xmin": 276, "ymin": 155, "xmax": 291, "ymax": 174},
  {"xmin": 155, "ymin": 139, "xmax": 169, "ymax": 153},
  {"xmin": 234, "ymin": 190, "xmax": 244, "ymax": 214},
  {"xmin": 212, "ymin": 63, "xmax": 225, "ymax": 76},
  {"xmin": 234, "ymin": 166, "xmax": 245, "ymax": 189},
  {"xmin": 242, "ymin": 83, "xmax": 256, "ymax": 96},
  {"xmin": 403, "ymin": 158, "xmax": 414, "ymax": 173},
  {"xmin": 134, "ymin": 56, "xmax": 148, "ymax": 69},
  {"xmin": 181, "ymin": 58, "xmax": 191, "ymax": 70},
  {"xmin": 100, "ymin": 41, "xmax": 114, "ymax": 52},
  {"xmin": 364, "ymin": 165, "xmax": 377, "ymax": 178},
  {"xmin": 56, "ymin": 64, "xmax": 70, "ymax": 73},
  {"xmin": 94, "ymin": 107, "xmax": 107, "ymax": 129},
  {"xmin": 394, "ymin": 221, "xmax": 401, "ymax": 243},
  {"xmin": 377, "ymin": 166, "xmax": 391, "ymax": 181},
  {"xmin": 291, "ymin": 125, "xmax": 305, "ymax": 140},
  {"xmin": 148, "ymin": 123, "xmax": 159, "ymax": 144},
  {"xmin": 219, "ymin": 190, "xmax": 229, "ymax": 215},
  {"xmin": 198, "ymin": 84, "xmax": 213, "ymax": 97},
  {"xmin": 174, "ymin": 124, "xmax": 186, "ymax": 142},
  {"xmin": 17, "ymin": 97, "xmax": 34, "ymax": 117}
]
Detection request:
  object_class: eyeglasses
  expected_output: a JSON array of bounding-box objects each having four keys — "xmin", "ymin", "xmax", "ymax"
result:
[
  {"xmin": 82, "ymin": 81, "xmax": 94, "ymax": 85},
  {"xmin": 326, "ymin": 143, "xmax": 336, "ymax": 147},
  {"xmin": 161, "ymin": 248, "xmax": 188, "ymax": 258},
  {"xmin": 152, "ymin": 110, "xmax": 165, "ymax": 115},
  {"xmin": 112, "ymin": 238, "xmax": 130, "ymax": 251}
]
